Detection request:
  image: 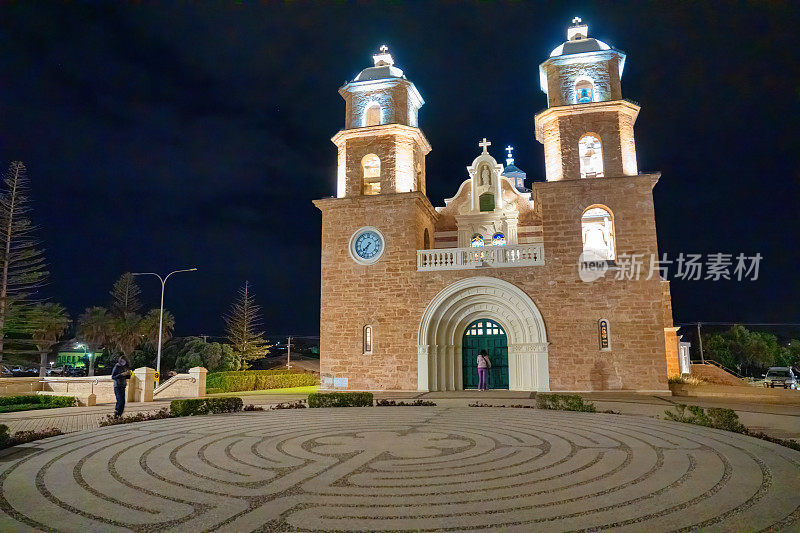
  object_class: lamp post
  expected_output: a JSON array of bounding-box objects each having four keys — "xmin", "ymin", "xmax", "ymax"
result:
[{"xmin": 132, "ymin": 268, "xmax": 197, "ymax": 386}]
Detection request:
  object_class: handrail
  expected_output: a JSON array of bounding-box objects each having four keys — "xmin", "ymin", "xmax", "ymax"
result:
[
  {"xmin": 154, "ymin": 375, "xmax": 196, "ymax": 396},
  {"xmin": 40, "ymin": 378, "xmax": 100, "ymax": 394},
  {"xmin": 690, "ymin": 359, "xmax": 746, "ymax": 379}
]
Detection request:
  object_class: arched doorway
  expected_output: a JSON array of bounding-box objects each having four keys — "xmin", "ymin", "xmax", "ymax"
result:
[
  {"xmin": 462, "ymin": 319, "xmax": 509, "ymax": 389},
  {"xmin": 417, "ymin": 276, "xmax": 550, "ymax": 392}
]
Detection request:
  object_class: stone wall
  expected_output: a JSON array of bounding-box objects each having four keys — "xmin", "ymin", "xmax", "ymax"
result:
[{"xmin": 315, "ymin": 173, "xmax": 670, "ymax": 392}]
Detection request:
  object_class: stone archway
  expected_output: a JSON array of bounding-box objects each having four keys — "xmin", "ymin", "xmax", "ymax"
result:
[{"xmin": 417, "ymin": 277, "xmax": 549, "ymax": 392}]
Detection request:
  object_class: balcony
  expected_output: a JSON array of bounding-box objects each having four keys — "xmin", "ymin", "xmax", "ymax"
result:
[{"xmin": 417, "ymin": 244, "xmax": 544, "ymax": 271}]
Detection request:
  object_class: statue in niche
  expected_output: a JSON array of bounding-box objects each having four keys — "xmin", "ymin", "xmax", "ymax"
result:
[{"xmin": 479, "ymin": 165, "xmax": 491, "ymax": 186}]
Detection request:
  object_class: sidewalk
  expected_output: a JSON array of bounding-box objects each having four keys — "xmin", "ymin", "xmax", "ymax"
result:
[{"xmin": 0, "ymin": 391, "xmax": 797, "ymax": 441}]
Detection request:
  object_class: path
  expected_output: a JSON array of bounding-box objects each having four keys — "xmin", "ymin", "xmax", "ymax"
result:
[{"xmin": 0, "ymin": 407, "xmax": 797, "ymax": 531}]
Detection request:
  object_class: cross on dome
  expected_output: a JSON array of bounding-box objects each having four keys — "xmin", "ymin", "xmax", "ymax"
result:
[
  {"xmin": 373, "ymin": 45, "xmax": 395, "ymax": 67},
  {"xmin": 505, "ymin": 145, "xmax": 514, "ymax": 166},
  {"xmin": 479, "ymin": 138, "xmax": 491, "ymax": 153},
  {"xmin": 568, "ymin": 17, "xmax": 589, "ymax": 41}
]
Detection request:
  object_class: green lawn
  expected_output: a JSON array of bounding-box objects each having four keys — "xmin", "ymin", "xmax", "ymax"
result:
[{"xmin": 207, "ymin": 385, "xmax": 319, "ymax": 397}]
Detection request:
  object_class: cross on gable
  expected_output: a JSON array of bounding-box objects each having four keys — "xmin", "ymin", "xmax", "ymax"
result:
[
  {"xmin": 379, "ymin": 45, "xmax": 388, "ymax": 54},
  {"xmin": 572, "ymin": 16, "xmax": 582, "ymax": 25},
  {"xmin": 479, "ymin": 138, "xmax": 491, "ymax": 152},
  {"xmin": 505, "ymin": 145, "xmax": 514, "ymax": 158}
]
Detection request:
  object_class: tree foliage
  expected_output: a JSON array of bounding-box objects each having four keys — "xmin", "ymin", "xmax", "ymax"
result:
[
  {"xmin": 161, "ymin": 337, "xmax": 238, "ymax": 373},
  {"xmin": 110, "ymin": 272, "xmax": 142, "ymax": 318},
  {"xmin": 701, "ymin": 325, "xmax": 798, "ymax": 376},
  {"xmin": 0, "ymin": 162, "xmax": 49, "ymax": 359},
  {"xmin": 224, "ymin": 281, "xmax": 270, "ymax": 370}
]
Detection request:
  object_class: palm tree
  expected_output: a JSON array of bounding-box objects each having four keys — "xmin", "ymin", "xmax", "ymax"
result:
[
  {"xmin": 140, "ymin": 308, "xmax": 175, "ymax": 350},
  {"xmin": 77, "ymin": 306, "xmax": 113, "ymax": 376},
  {"xmin": 111, "ymin": 313, "xmax": 143, "ymax": 363},
  {"xmin": 28, "ymin": 302, "xmax": 70, "ymax": 376}
]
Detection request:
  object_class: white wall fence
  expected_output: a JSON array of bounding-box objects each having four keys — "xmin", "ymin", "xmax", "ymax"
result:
[
  {"xmin": 417, "ymin": 244, "xmax": 545, "ymax": 271},
  {"xmin": 0, "ymin": 367, "xmax": 207, "ymax": 406}
]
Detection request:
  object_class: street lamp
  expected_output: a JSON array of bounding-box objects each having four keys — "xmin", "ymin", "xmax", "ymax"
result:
[{"xmin": 132, "ymin": 268, "xmax": 197, "ymax": 386}]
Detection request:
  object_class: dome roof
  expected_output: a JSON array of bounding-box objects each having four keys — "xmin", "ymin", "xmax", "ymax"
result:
[
  {"xmin": 550, "ymin": 37, "xmax": 611, "ymax": 58},
  {"xmin": 354, "ymin": 64, "xmax": 405, "ymax": 82},
  {"xmin": 353, "ymin": 46, "xmax": 406, "ymax": 82},
  {"xmin": 549, "ymin": 18, "xmax": 611, "ymax": 58}
]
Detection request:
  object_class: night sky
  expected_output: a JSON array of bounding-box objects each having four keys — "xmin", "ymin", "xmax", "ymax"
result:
[{"xmin": 0, "ymin": 3, "xmax": 797, "ymax": 338}]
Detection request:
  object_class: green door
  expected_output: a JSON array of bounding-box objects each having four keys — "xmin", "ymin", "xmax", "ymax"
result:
[{"xmin": 462, "ymin": 319, "xmax": 509, "ymax": 389}]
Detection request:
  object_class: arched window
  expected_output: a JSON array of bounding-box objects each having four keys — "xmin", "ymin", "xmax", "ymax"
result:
[
  {"xmin": 362, "ymin": 154, "xmax": 381, "ymax": 195},
  {"xmin": 423, "ymin": 228, "xmax": 430, "ymax": 250},
  {"xmin": 581, "ymin": 206, "xmax": 615, "ymax": 260},
  {"xmin": 492, "ymin": 232, "xmax": 506, "ymax": 246},
  {"xmin": 363, "ymin": 325, "xmax": 373, "ymax": 354},
  {"xmin": 365, "ymin": 103, "xmax": 381, "ymax": 126},
  {"xmin": 470, "ymin": 234, "xmax": 484, "ymax": 247},
  {"xmin": 579, "ymin": 134, "xmax": 604, "ymax": 179},
  {"xmin": 575, "ymin": 79, "xmax": 594, "ymax": 103},
  {"xmin": 464, "ymin": 320, "xmax": 505, "ymax": 336}
]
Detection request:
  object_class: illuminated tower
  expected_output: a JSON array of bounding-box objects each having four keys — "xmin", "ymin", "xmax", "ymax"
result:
[
  {"xmin": 534, "ymin": 18, "xmax": 639, "ymax": 181},
  {"xmin": 332, "ymin": 46, "xmax": 430, "ymax": 197}
]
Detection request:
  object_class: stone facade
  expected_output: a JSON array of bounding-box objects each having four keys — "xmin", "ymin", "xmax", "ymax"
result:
[{"xmin": 316, "ymin": 25, "xmax": 678, "ymax": 393}]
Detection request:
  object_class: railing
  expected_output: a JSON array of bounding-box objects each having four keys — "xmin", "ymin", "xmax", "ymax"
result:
[
  {"xmin": 154, "ymin": 374, "xmax": 196, "ymax": 396},
  {"xmin": 417, "ymin": 244, "xmax": 544, "ymax": 271},
  {"xmin": 690, "ymin": 359, "xmax": 746, "ymax": 379},
  {"xmin": 40, "ymin": 378, "xmax": 101, "ymax": 394}
]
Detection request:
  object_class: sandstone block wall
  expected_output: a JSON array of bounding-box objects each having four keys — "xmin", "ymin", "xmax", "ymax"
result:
[{"xmin": 315, "ymin": 174, "xmax": 670, "ymax": 392}]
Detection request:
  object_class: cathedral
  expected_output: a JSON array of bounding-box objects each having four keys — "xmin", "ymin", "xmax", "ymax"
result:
[{"xmin": 314, "ymin": 20, "xmax": 681, "ymax": 392}]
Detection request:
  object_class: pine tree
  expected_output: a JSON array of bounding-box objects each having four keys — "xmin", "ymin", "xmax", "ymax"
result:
[
  {"xmin": 110, "ymin": 272, "xmax": 142, "ymax": 318},
  {"xmin": 224, "ymin": 281, "xmax": 269, "ymax": 370},
  {"xmin": 0, "ymin": 162, "xmax": 49, "ymax": 360}
]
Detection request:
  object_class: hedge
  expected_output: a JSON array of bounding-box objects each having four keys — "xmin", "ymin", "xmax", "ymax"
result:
[
  {"xmin": 170, "ymin": 397, "xmax": 243, "ymax": 417},
  {"xmin": 0, "ymin": 395, "xmax": 77, "ymax": 410},
  {"xmin": 535, "ymin": 394, "xmax": 596, "ymax": 412},
  {"xmin": 307, "ymin": 392, "xmax": 373, "ymax": 408},
  {"xmin": 206, "ymin": 370, "xmax": 318, "ymax": 393}
]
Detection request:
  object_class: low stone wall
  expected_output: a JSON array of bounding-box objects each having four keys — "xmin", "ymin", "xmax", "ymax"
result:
[
  {"xmin": 670, "ymin": 383, "xmax": 800, "ymax": 404},
  {"xmin": 0, "ymin": 377, "xmax": 43, "ymax": 396},
  {"xmin": 153, "ymin": 368, "xmax": 207, "ymax": 400},
  {"xmin": 41, "ymin": 377, "xmax": 124, "ymax": 405}
]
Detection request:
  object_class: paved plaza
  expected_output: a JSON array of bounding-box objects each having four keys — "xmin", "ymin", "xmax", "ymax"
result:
[{"xmin": 0, "ymin": 407, "xmax": 797, "ymax": 531}]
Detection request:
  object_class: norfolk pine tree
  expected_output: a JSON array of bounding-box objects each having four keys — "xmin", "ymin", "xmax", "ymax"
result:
[
  {"xmin": 0, "ymin": 162, "xmax": 49, "ymax": 361},
  {"xmin": 224, "ymin": 281, "xmax": 270, "ymax": 370}
]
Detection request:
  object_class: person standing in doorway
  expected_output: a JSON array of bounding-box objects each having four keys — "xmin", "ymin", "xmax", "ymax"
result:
[
  {"xmin": 111, "ymin": 357, "xmax": 131, "ymax": 417},
  {"xmin": 477, "ymin": 349, "xmax": 491, "ymax": 391}
]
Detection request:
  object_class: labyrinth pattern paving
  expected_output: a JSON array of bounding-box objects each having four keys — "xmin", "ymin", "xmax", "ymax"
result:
[{"xmin": 0, "ymin": 407, "xmax": 797, "ymax": 532}]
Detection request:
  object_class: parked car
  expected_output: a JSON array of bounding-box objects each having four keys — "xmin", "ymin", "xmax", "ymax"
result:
[
  {"xmin": 0, "ymin": 365, "xmax": 12, "ymax": 377},
  {"xmin": 47, "ymin": 366, "xmax": 66, "ymax": 376},
  {"xmin": 762, "ymin": 367, "xmax": 798, "ymax": 389}
]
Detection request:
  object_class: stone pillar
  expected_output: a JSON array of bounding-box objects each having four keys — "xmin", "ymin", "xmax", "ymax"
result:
[
  {"xmin": 132, "ymin": 367, "xmax": 155, "ymax": 402},
  {"xmin": 417, "ymin": 345, "xmax": 429, "ymax": 392},
  {"xmin": 188, "ymin": 367, "xmax": 207, "ymax": 398}
]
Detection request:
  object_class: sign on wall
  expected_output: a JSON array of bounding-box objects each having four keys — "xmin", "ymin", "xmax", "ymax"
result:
[{"xmin": 598, "ymin": 319, "xmax": 611, "ymax": 351}]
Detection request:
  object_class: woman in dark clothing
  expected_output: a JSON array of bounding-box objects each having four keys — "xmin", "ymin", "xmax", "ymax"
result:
[{"xmin": 111, "ymin": 357, "xmax": 131, "ymax": 417}]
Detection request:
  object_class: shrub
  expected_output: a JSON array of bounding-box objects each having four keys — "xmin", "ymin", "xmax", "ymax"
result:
[
  {"xmin": 307, "ymin": 392, "xmax": 373, "ymax": 408},
  {"xmin": 375, "ymin": 399, "xmax": 437, "ymax": 406},
  {"xmin": 99, "ymin": 408, "xmax": 173, "ymax": 427},
  {"xmin": 535, "ymin": 394, "xmax": 596, "ymax": 412},
  {"xmin": 668, "ymin": 375, "xmax": 706, "ymax": 386},
  {"xmin": 206, "ymin": 370, "xmax": 318, "ymax": 393},
  {"xmin": 0, "ymin": 395, "xmax": 77, "ymax": 412},
  {"xmin": 0, "ymin": 395, "xmax": 77, "ymax": 408},
  {"xmin": 0, "ymin": 424, "xmax": 63, "ymax": 449},
  {"xmin": 243, "ymin": 404, "xmax": 264, "ymax": 411},
  {"xmin": 664, "ymin": 404, "xmax": 745, "ymax": 432},
  {"xmin": 170, "ymin": 397, "xmax": 244, "ymax": 417},
  {"xmin": 271, "ymin": 401, "xmax": 306, "ymax": 409}
]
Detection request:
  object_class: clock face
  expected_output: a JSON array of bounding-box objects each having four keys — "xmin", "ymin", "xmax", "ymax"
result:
[{"xmin": 350, "ymin": 227, "xmax": 385, "ymax": 264}]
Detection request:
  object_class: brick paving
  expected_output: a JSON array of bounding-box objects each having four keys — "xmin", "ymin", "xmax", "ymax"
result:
[{"xmin": 0, "ymin": 406, "xmax": 797, "ymax": 531}]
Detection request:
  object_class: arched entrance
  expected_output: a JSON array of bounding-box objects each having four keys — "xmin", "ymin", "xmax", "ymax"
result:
[
  {"xmin": 462, "ymin": 319, "xmax": 509, "ymax": 389},
  {"xmin": 418, "ymin": 276, "xmax": 549, "ymax": 392}
]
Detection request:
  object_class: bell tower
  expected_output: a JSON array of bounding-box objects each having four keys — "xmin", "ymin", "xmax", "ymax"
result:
[
  {"xmin": 332, "ymin": 46, "xmax": 431, "ymax": 198},
  {"xmin": 534, "ymin": 18, "xmax": 639, "ymax": 181}
]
